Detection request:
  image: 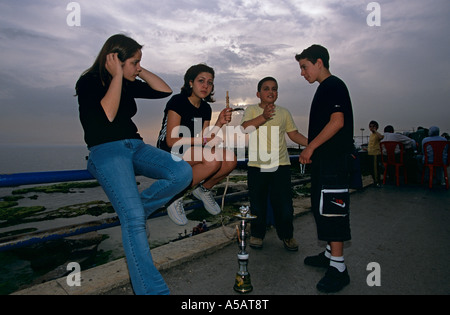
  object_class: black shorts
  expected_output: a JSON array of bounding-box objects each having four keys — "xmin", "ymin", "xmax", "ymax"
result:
[{"xmin": 311, "ymin": 154, "xmax": 352, "ymax": 242}]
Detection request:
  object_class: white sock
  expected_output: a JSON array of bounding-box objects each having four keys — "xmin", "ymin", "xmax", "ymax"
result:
[
  {"xmin": 330, "ymin": 255, "xmax": 346, "ymax": 272},
  {"xmin": 324, "ymin": 244, "xmax": 331, "ymax": 259}
]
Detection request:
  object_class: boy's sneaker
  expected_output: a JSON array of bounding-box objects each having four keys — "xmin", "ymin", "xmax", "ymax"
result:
[
  {"xmin": 167, "ymin": 197, "xmax": 188, "ymax": 226},
  {"xmin": 249, "ymin": 236, "xmax": 263, "ymax": 249},
  {"xmin": 283, "ymin": 238, "xmax": 299, "ymax": 251},
  {"xmin": 316, "ymin": 266, "xmax": 350, "ymax": 293},
  {"xmin": 192, "ymin": 185, "xmax": 221, "ymax": 215},
  {"xmin": 304, "ymin": 252, "xmax": 330, "ymax": 268}
]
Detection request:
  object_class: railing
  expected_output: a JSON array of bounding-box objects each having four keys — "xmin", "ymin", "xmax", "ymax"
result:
[
  {"xmin": 0, "ymin": 169, "xmax": 94, "ymax": 188},
  {"xmin": 0, "ymin": 156, "xmax": 302, "ymax": 187},
  {"xmin": 0, "ymin": 156, "xmax": 311, "ymax": 252}
]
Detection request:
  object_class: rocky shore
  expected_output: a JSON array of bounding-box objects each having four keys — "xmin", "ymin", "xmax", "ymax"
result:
[{"xmin": 1, "ymin": 168, "xmax": 311, "ymax": 294}]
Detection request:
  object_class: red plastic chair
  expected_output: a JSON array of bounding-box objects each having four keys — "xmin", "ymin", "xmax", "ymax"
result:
[
  {"xmin": 380, "ymin": 141, "xmax": 407, "ymax": 186},
  {"xmin": 421, "ymin": 141, "xmax": 449, "ymax": 189}
]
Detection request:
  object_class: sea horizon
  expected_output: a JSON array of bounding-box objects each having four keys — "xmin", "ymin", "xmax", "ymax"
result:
[
  {"xmin": 0, "ymin": 138, "xmax": 365, "ymax": 175},
  {"xmin": 0, "ymin": 144, "xmax": 89, "ymax": 174}
]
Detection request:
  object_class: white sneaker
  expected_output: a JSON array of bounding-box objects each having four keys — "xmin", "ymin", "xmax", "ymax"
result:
[
  {"xmin": 192, "ymin": 185, "xmax": 221, "ymax": 215},
  {"xmin": 167, "ymin": 197, "xmax": 188, "ymax": 226}
]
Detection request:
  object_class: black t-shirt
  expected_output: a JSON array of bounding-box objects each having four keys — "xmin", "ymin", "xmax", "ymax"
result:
[
  {"xmin": 157, "ymin": 93, "xmax": 212, "ymax": 153},
  {"xmin": 308, "ymin": 75, "xmax": 354, "ymax": 158},
  {"xmin": 77, "ymin": 72, "xmax": 171, "ymax": 148}
]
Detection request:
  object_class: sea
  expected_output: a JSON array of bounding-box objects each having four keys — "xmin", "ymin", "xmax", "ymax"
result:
[{"xmin": 0, "ymin": 144, "xmax": 90, "ymax": 174}]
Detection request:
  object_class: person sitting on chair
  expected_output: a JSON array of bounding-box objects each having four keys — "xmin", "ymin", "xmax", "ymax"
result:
[
  {"xmin": 381, "ymin": 125, "xmax": 418, "ymax": 183},
  {"xmin": 421, "ymin": 126, "xmax": 448, "ymax": 185}
]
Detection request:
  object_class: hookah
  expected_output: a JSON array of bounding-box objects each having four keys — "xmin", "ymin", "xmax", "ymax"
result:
[
  {"xmin": 233, "ymin": 205, "xmax": 257, "ymax": 293},
  {"xmin": 219, "ymin": 92, "xmax": 254, "ymax": 292}
]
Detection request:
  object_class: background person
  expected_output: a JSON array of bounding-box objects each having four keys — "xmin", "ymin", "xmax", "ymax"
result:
[
  {"xmin": 421, "ymin": 126, "xmax": 448, "ymax": 185},
  {"xmin": 381, "ymin": 125, "xmax": 418, "ymax": 183},
  {"xmin": 368, "ymin": 120, "xmax": 383, "ymax": 187}
]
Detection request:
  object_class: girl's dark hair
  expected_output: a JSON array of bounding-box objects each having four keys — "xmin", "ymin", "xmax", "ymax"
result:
[
  {"xmin": 295, "ymin": 44, "xmax": 330, "ymax": 69},
  {"xmin": 76, "ymin": 34, "xmax": 143, "ymax": 93},
  {"xmin": 181, "ymin": 64, "xmax": 215, "ymax": 103},
  {"xmin": 369, "ymin": 120, "xmax": 379, "ymax": 129}
]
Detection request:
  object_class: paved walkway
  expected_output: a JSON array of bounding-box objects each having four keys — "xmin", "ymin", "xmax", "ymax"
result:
[
  {"xmin": 157, "ymin": 184, "xmax": 450, "ymax": 296},
  {"xmin": 13, "ymin": 179, "xmax": 450, "ymax": 296}
]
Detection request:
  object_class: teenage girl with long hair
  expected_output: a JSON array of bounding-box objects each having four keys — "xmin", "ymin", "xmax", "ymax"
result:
[{"xmin": 76, "ymin": 34, "xmax": 192, "ymax": 295}]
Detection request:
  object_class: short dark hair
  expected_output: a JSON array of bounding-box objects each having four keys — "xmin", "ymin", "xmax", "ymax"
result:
[
  {"xmin": 257, "ymin": 76, "xmax": 277, "ymax": 92},
  {"xmin": 384, "ymin": 125, "xmax": 394, "ymax": 133},
  {"xmin": 369, "ymin": 120, "xmax": 379, "ymax": 129},
  {"xmin": 295, "ymin": 44, "xmax": 330, "ymax": 69}
]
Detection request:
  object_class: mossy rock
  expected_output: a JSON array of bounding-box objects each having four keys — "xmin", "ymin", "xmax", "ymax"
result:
[
  {"xmin": 0, "ymin": 206, "xmax": 46, "ymax": 225},
  {"xmin": 11, "ymin": 181, "xmax": 100, "ymax": 195},
  {"xmin": 1, "ymin": 196, "xmax": 24, "ymax": 202},
  {"xmin": 0, "ymin": 201, "xmax": 19, "ymax": 209}
]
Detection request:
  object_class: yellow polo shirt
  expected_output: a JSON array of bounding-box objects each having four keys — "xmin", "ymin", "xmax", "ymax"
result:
[{"xmin": 242, "ymin": 104, "xmax": 297, "ymax": 169}]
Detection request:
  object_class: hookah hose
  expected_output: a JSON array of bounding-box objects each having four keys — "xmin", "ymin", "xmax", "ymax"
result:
[
  {"xmin": 221, "ymin": 90, "xmax": 231, "ymax": 213},
  {"xmin": 220, "ymin": 91, "xmax": 238, "ymax": 240}
]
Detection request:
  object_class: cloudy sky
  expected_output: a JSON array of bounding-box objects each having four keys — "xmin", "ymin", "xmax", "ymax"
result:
[{"xmin": 1, "ymin": 0, "xmax": 449, "ymax": 147}]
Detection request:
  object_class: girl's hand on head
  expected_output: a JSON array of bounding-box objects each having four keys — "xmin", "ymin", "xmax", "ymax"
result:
[{"xmin": 105, "ymin": 53, "xmax": 123, "ymax": 78}]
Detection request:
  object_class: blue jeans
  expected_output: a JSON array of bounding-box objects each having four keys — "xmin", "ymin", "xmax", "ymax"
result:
[{"xmin": 87, "ymin": 139, "xmax": 192, "ymax": 295}]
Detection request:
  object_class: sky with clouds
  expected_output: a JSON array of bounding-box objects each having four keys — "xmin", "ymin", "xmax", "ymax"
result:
[{"xmin": 0, "ymin": 0, "xmax": 449, "ymax": 147}]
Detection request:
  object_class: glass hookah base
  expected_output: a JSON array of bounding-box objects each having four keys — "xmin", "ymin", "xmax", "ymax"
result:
[{"xmin": 234, "ymin": 273, "xmax": 253, "ymax": 293}]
